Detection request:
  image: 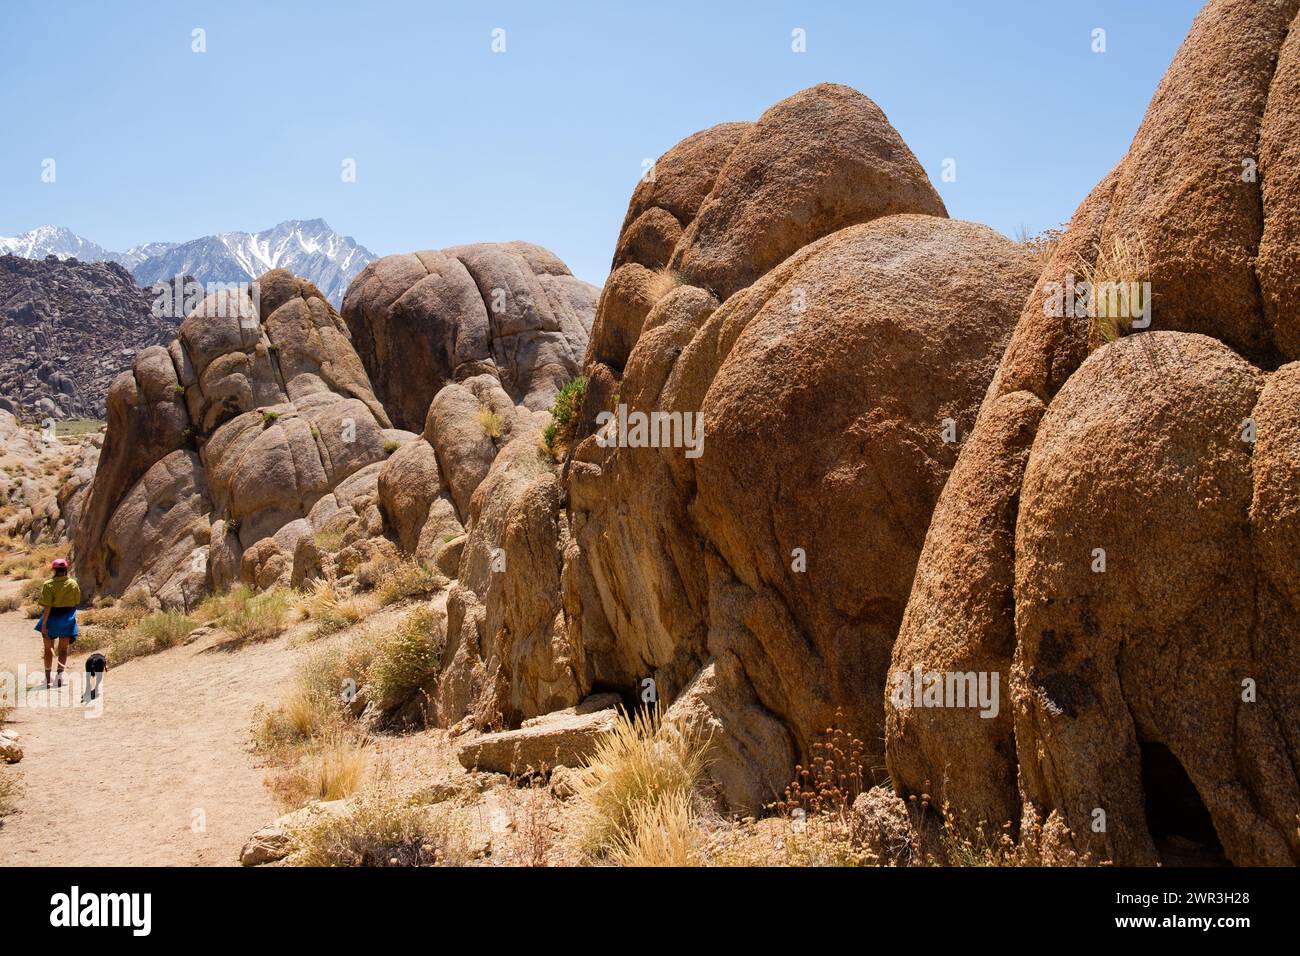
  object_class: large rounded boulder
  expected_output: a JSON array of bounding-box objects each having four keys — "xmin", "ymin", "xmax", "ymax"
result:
[
  {"xmin": 564, "ymin": 84, "xmax": 1034, "ymax": 810},
  {"xmin": 342, "ymin": 242, "xmax": 598, "ymax": 432},
  {"xmin": 886, "ymin": 0, "xmax": 1300, "ymax": 865}
]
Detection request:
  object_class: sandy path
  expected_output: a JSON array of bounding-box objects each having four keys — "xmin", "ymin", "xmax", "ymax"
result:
[{"xmin": 0, "ymin": 580, "xmax": 292, "ymax": 866}]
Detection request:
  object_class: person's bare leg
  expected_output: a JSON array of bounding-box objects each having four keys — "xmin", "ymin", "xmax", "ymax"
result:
[
  {"xmin": 42, "ymin": 637, "xmax": 53, "ymax": 687},
  {"xmin": 55, "ymin": 638, "xmax": 70, "ymax": 687}
]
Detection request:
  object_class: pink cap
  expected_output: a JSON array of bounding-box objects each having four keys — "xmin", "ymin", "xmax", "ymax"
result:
[{"xmin": 51, "ymin": 558, "xmax": 69, "ymax": 570}]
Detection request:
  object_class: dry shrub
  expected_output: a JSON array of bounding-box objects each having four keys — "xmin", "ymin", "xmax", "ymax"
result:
[
  {"xmin": 375, "ymin": 558, "xmax": 444, "ymax": 607},
  {"xmin": 291, "ymin": 794, "xmax": 471, "ymax": 867},
  {"xmin": 133, "ymin": 610, "xmax": 197, "ymax": 650},
  {"xmin": 1079, "ymin": 234, "xmax": 1152, "ymax": 351},
  {"xmin": 474, "ymin": 405, "xmax": 503, "ymax": 439},
  {"xmin": 222, "ymin": 589, "xmax": 291, "ymax": 645},
  {"xmin": 574, "ymin": 705, "xmax": 710, "ymax": 860},
  {"xmin": 257, "ymin": 631, "xmax": 378, "ymax": 745},
  {"xmin": 773, "ymin": 709, "xmax": 865, "ymax": 823},
  {"xmin": 646, "ymin": 266, "xmax": 685, "ymax": 304},
  {"xmin": 1015, "ymin": 224, "xmax": 1065, "ymax": 267},
  {"xmin": 0, "ymin": 593, "xmax": 20, "ymax": 613},
  {"xmin": 296, "ymin": 579, "xmax": 372, "ymax": 638},
  {"xmin": 75, "ymin": 609, "xmax": 197, "ymax": 666},
  {"xmin": 310, "ymin": 601, "xmax": 370, "ymax": 639},
  {"xmin": 507, "ymin": 776, "xmax": 558, "ymax": 867},
  {"xmin": 365, "ymin": 605, "xmax": 444, "ymax": 718},
  {"xmin": 194, "ymin": 584, "xmax": 253, "ymax": 624}
]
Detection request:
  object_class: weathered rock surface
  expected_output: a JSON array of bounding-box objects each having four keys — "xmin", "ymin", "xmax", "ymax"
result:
[
  {"xmin": 72, "ymin": 270, "xmax": 396, "ymax": 606},
  {"xmin": 342, "ymin": 242, "xmax": 598, "ymax": 431},
  {"xmin": 239, "ymin": 800, "xmax": 347, "ymax": 866},
  {"xmin": 455, "ymin": 698, "xmax": 619, "ymax": 773},
  {"xmin": 435, "ymin": 425, "xmax": 585, "ymax": 728},
  {"xmin": 887, "ymin": 0, "xmax": 1300, "ymax": 865},
  {"xmin": 563, "ymin": 83, "xmax": 1033, "ymax": 812}
]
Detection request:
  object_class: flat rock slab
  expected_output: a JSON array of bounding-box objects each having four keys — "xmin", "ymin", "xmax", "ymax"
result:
[{"xmin": 457, "ymin": 706, "xmax": 619, "ymax": 773}]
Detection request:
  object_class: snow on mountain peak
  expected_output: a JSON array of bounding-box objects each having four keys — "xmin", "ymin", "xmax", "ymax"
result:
[{"xmin": 0, "ymin": 220, "xmax": 376, "ymax": 307}]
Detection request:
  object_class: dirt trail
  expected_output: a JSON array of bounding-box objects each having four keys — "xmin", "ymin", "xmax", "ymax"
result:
[{"xmin": 0, "ymin": 579, "xmax": 291, "ymax": 866}]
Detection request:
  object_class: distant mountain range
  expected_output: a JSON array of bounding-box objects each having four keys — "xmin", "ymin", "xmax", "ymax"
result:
[{"xmin": 0, "ymin": 219, "xmax": 375, "ymax": 306}]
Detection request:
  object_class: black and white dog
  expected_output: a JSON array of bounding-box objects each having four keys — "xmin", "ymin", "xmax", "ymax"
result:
[{"xmin": 82, "ymin": 652, "xmax": 106, "ymax": 703}]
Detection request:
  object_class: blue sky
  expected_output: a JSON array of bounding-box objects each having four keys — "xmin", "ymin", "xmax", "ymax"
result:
[{"xmin": 0, "ymin": 0, "xmax": 1203, "ymax": 285}]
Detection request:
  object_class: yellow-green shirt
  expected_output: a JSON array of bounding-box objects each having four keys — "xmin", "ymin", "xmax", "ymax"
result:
[{"xmin": 39, "ymin": 576, "xmax": 80, "ymax": 608}]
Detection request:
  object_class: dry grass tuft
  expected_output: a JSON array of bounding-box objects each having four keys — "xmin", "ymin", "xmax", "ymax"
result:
[
  {"xmin": 474, "ymin": 405, "xmax": 504, "ymax": 440},
  {"xmin": 1079, "ymin": 234, "xmax": 1152, "ymax": 351},
  {"xmin": 295, "ymin": 578, "xmax": 372, "ymax": 638},
  {"xmin": 607, "ymin": 790, "xmax": 701, "ymax": 866},
  {"xmin": 1015, "ymin": 224, "xmax": 1065, "ymax": 268},
  {"xmin": 573, "ymin": 705, "xmax": 710, "ymax": 860},
  {"xmin": 265, "ymin": 733, "xmax": 369, "ymax": 811}
]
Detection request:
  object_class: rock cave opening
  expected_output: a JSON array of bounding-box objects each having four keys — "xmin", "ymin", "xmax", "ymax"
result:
[{"xmin": 1138, "ymin": 740, "xmax": 1227, "ymax": 866}]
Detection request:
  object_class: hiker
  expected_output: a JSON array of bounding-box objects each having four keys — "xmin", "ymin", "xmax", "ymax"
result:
[{"xmin": 34, "ymin": 558, "xmax": 80, "ymax": 688}]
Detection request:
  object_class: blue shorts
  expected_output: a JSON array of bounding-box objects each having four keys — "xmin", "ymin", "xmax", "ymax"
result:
[{"xmin": 36, "ymin": 606, "xmax": 78, "ymax": 640}]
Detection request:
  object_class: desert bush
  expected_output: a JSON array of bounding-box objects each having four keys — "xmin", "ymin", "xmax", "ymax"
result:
[
  {"xmin": 0, "ymin": 593, "xmax": 20, "ymax": 613},
  {"xmin": 542, "ymin": 376, "xmax": 586, "ymax": 459},
  {"xmin": 279, "ymin": 634, "xmax": 378, "ymax": 739},
  {"xmin": 195, "ymin": 584, "xmax": 254, "ymax": 623},
  {"xmin": 1015, "ymin": 224, "xmax": 1065, "ymax": 267},
  {"xmin": 74, "ymin": 609, "xmax": 197, "ymax": 666},
  {"xmin": 133, "ymin": 610, "xmax": 197, "ymax": 651},
  {"xmin": 365, "ymin": 605, "xmax": 444, "ymax": 714},
  {"xmin": 374, "ymin": 557, "xmax": 444, "ymax": 606},
  {"xmin": 573, "ymin": 705, "xmax": 710, "ymax": 860},
  {"xmin": 297, "ymin": 579, "xmax": 371, "ymax": 638},
  {"xmin": 291, "ymin": 794, "xmax": 471, "ymax": 867},
  {"xmin": 222, "ymin": 589, "xmax": 291, "ymax": 645}
]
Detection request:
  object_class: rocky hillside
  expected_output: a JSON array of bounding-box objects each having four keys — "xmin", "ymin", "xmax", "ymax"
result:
[
  {"xmin": 60, "ymin": 0, "xmax": 1300, "ymax": 868},
  {"xmin": 70, "ymin": 248, "xmax": 596, "ymax": 611},
  {"xmin": 0, "ymin": 254, "xmax": 175, "ymax": 421}
]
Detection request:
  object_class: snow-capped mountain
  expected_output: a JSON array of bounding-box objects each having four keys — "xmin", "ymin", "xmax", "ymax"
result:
[
  {"xmin": 0, "ymin": 225, "xmax": 118, "ymax": 263},
  {"xmin": 0, "ymin": 220, "xmax": 375, "ymax": 306},
  {"xmin": 129, "ymin": 219, "xmax": 375, "ymax": 306}
]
